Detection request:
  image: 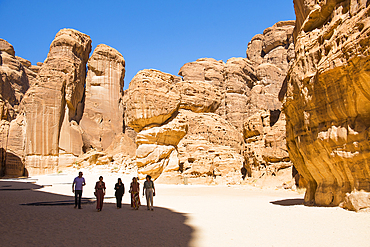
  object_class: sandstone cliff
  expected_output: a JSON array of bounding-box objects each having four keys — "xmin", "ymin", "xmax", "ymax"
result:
[
  {"xmin": 281, "ymin": 0, "xmax": 370, "ymax": 209},
  {"xmin": 125, "ymin": 21, "xmax": 295, "ymax": 184},
  {"xmin": 1, "ymin": 21, "xmax": 295, "ymax": 187},
  {"xmin": 80, "ymin": 44, "xmax": 125, "ymax": 152},
  {"xmin": 0, "ymin": 39, "xmax": 30, "ymax": 176},
  {"xmin": 21, "ymin": 29, "xmax": 92, "ymax": 174}
]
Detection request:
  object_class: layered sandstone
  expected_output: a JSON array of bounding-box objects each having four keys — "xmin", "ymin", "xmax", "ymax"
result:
[
  {"xmin": 0, "ymin": 39, "xmax": 30, "ymax": 176},
  {"xmin": 125, "ymin": 69, "xmax": 181, "ymax": 132},
  {"xmin": 22, "ymin": 29, "xmax": 91, "ymax": 174},
  {"xmin": 80, "ymin": 44, "xmax": 125, "ymax": 152},
  {"xmin": 0, "ymin": 20, "xmax": 296, "ymax": 186},
  {"xmin": 125, "ymin": 21, "xmax": 295, "ymax": 184},
  {"xmin": 0, "ymin": 39, "xmax": 30, "ymax": 120},
  {"xmin": 281, "ymin": 0, "xmax": 370, "ymax": 207},
  {"xmin": 0, "ymin": 31, "xmax": 137, "ymax": 177}
]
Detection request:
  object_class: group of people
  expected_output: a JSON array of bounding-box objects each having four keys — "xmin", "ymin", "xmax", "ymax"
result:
[{"xmin": 72, "ymin": 172, "xmax": 156, "ymax": 212}]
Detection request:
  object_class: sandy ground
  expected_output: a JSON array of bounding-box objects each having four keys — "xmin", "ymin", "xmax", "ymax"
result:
[{"xmin": 1, "ymin": 169, "xmax": 370, "ymax": 247}]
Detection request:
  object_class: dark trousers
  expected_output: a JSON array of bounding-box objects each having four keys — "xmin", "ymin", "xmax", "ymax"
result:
[
  {"xmin": 75, "ymin": 190, "xmax": 82, "ymax": 208},
  {"xmin": 116, "ymin": 195, "xmax": 123, "ymax": 208}
]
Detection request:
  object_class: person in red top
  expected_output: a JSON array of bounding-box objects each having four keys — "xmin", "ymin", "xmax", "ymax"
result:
[{"xmin": 94, "ymin": 176, "xmax": 106, "ymax": 212}]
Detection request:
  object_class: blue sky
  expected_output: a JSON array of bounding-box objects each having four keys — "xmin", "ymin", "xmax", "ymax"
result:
[{"xmin": 0, "ymin": 0, "xmax": 295, "ymax": 90}]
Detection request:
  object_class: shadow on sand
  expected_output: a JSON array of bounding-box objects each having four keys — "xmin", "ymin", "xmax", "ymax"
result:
[
  {"xmin": 0, "ymin": 181, "xmax": 193, "ymax": 247},
  {"xmin": 270, "ymin": 198, "xmax": 304, "ymax": 206}
]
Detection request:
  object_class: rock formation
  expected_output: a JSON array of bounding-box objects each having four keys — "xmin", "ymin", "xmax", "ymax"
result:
[
  {"xmin": 125, "ymin": 21, "xmax": 295, "ymax": 184},
  {"xmin": 21, "ymin": 29, "xmax": 92, "ymax": 174},
  {"xmin": 80, "ymin": 44, "xmax": 126, "ymax": 152},
  {"xmin": 281, "ymin": 0, "xmax": 370, "ymax": 208},
  {"xmin": 1, "ymin": 20, "xmax": 295, "ymax": 187},
  {"xmin": 0, "ymin": 39, "xmax": 30, "ymax": 176},
  {"xmin": 0, "ymin": 30, "xmax": 138, "ymax": 177}
]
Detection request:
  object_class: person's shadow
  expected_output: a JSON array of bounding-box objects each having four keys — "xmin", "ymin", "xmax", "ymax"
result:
[
  {"xmin": 0, "ymin": 181, "xmax": 193, "ymax": 247},
  {"xmin": 270, "ymin": 198, "xmax": 304, "ymax": 206}
]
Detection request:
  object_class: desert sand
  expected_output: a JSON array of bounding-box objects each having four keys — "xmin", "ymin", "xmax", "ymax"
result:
[{"xmin": 1, "ymin": 169, "xmax": 369, "ymax": 247}]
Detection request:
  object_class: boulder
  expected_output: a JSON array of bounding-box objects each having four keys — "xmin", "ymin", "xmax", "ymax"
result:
[
  {"xmin": 125, "ymin": 69, "xmax": 181, "ymax": 132},
  {"xmin": 340, "ymin": 190, "xmax": 370, "ymax": 212},
  {"xmin": 176, "ymin": 80, "xmax": 222, "ymax": 113},
  {"xmin": 136, "ymin": 144, "xmax": 176, "ymax": 179}
]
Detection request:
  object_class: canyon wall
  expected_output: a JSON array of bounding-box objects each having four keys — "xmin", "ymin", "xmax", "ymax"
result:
[
  {"xmin": 281, "ymin": 0, "xmax": 370, "ymax": 209},
  {"xmin": 0, "ymin": 21, "xmax": 295, "ymax": 186},
  {"xmin": 125, "ymin": 21, "xmax": 295, "ymax": 184},
  {"xmin": 0, "ymin": 39, "xmax": 30, "ymax": 176},
  {"xmin": 0, "ymin": 29, "xmax": 135, "ymax": 176},
  {"xmin": 22, "ymin": 29, "xmax": 91, "ymax": 174}
]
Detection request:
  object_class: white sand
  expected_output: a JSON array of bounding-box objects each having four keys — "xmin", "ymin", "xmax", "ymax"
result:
[{"xmin": 7, "ymin": 169, "xmax": 370, "ymax": 247}]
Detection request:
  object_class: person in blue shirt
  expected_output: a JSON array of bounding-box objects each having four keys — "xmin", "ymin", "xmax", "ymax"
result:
[{"xmin": 72, "ymin": 172, "xmax": 86, "ymax": 209}]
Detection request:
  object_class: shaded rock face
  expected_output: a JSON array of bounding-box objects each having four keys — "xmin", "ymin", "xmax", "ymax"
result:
[
  {"xmin": 281, "ymin": 0, "xmax": 370, "ymax": 206},
  {"xmin": 231, "ymin": 21, "xmax": 294, "ymax": 179},
  {"xmin": 126, "ymin": 21, "xmax": 295, "ymax": 184},
  {"xmin": 0, "ymin": 39, "xmax": 30, "ymax": 176},
  {"xmin": 80, "ymin": 44, "xmax": 125, "ymax": 152},
  {"xmin": 21, "ymin": 29, "xmax": 92, "ymax": 174}
]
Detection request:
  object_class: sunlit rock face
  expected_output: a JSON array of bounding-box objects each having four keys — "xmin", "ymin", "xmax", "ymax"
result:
[
  {"xmin": 80, "ymin": 44, "xmax": 125, "ymax": 152},
  {"xmin": 281, "ymin": 0, "xmax": 370, "ymax": 207},
  {"xmin": 0, "ymin": 20, "xmax": 296, "ymax": 184},
  {"xmin": 125, "ymin": 21, "xmax": 295, "ymax": 184},
  {"xmin": 125, "ymin": 69, "xmax": 181, "ymax": 132},
  {"xmin": 22, "ymin": 29, "xmax": 91, "ymax": 175}
]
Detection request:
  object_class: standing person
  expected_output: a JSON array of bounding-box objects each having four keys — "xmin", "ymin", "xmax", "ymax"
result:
[
  {"xmin": 72, "ymin": 171, "xmax": 86, "ymax": 209},
  {"xmin": 114, "ymin": 178, "xmax": 125, "ymax": 209},
  {"xmin": 143, "ymin": 175, "xmax": 155, "ymax": 211},
  {"xmin": 95, "ymin": 176, "xmax": 106, "ymax": 212},
  {"xmin": 129, "ymin": 177, "xmax": 140, "ymax": 210}
]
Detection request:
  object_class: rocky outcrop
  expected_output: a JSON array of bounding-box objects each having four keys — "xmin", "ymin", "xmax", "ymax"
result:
[
  {"xmin": 125, "ymin": 21, "xmax": 295, "ymax": 184},
  {"xmin": 22, "ymin": 29, "xmax": 91, "ymax": 174},
  {"xmin": 125, "ymin": 69, "xmax": 181, "ymax": 132},
  {"xmin": 0, "ymin": 31, "xmax": 137, "ymax": 177},
  {"xmin": 0, "ymin": 39, "xmax": 30, "ymax": 176},
  {"xmin": 241, "ymin": 21, "xmax": 294, "ymax": 179},
  {"xmin": 281, "ymin": 0, "xmax": 370, "ymax": 207},
  {"xmin": 0, "ymin": 39, "xmax": 30, "ymax": 120},
  {"xmin": 0, "ymin": 20, "xmax": 295, "ymax": 185},
  {"xmin": 80, "ymin": 44, "xmax": 125, "ymax": 152}
]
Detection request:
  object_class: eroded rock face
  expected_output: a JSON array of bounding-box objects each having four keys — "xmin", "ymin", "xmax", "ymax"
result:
[
  {"xmin": 126, "ymin": 21, "xmax": 294, "ymax": 184},
  {"xmin": 281, "ymin": 0, "xmax": 370, "ymax": 207},
  {"xmin": 80, "ymin": 44, "xmax": 125, "ymax": 152},
  {"xmin": 0, "ymin": 39, "xmax": 30, "ymax": 120},
  {"xmin": 0, "ymin": 39, "xmax": 30, "ymax": 176},
  {"xmin": 176, "ymin": 110, "xmax": 245, "ymax": 184},
  {"xmin": 125, "ymin": 69, "xmax": 181, "ymax": 132},
  {"xmin": 125, "ymin": 21, "xmax": 295, "ymax": 184},
  {"xmin": 22, "ymin": 29, "xmax": 91, "ymax": 174},
  {"xmin": 242, "ymin": 21, "xmax": 294, "ymax": 179},
  {"xmin": 0, "ymin": 20, "xmax": 295, "ymax": 184}
]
